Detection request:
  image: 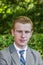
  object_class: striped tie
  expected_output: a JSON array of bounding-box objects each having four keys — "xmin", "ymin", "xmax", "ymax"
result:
[{"xmin": 19, "ymin": 50, "xmax": 26, "ymax": 65}]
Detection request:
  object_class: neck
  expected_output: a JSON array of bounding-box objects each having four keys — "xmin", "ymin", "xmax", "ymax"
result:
[{"xmin": 14, "ymin": 42, "xmax": 27, "ymax": 50}]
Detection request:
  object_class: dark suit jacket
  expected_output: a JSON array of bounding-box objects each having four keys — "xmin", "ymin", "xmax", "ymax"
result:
[{"xmin": 0, "ymin": 44, "xmax": 43, "ymax": 65}]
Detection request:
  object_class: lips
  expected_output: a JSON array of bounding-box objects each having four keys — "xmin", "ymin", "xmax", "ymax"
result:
[{"xmin": 20, "ymin": 39, "xmax": 26, "ymax": 42}]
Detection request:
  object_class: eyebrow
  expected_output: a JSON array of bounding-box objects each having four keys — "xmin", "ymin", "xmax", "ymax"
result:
[{"xmin": 16, "ymin": 30, "xmax": 32, "ymax": 32}]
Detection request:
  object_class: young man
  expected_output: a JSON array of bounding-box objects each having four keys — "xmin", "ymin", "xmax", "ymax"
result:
[{"xmin": 0, "ymin": 16, "xmax": 43, "ymax": 65}]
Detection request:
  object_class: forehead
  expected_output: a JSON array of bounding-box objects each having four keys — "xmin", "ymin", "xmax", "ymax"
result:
[{"xmin": 14, "ymin": 22, "xmax": 32, "ymax": 31}]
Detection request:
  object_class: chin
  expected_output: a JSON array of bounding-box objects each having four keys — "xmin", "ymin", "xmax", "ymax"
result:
[{"xmin": 20, "ymin": 43, "xmax": 26, "ymax": 46}]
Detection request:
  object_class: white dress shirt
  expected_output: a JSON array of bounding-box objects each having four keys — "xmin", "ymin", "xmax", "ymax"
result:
[{"xmin": 14, "ymin": 42, "xmax": 27, "ymax": 61}]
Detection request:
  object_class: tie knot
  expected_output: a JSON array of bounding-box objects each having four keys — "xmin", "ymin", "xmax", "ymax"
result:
[{"xmin": 19, "ymin": 50, "xmax": 25, "ymax": 55}]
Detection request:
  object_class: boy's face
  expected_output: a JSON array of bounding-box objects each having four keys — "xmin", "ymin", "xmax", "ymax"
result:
[{"xmin": 11, "ymin": 22, "xmax": 33, "ymax": 48}]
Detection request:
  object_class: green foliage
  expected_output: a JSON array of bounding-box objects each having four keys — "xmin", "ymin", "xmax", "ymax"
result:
[
  {"xmin": 0, "ymin": 34, "xmax": 13, "ymax": 49},
  {"xmin": 28, "ymin": 33, "xmax": 43, "ymax": 58},
  {"xmin": 0, "ymin": 0, "xmax": 43, "ymax": 58},
  {"xmin": 0, "ymin": 0, "xmax": 43, "ymax": 34},
  {"xmin": 0, "ymin": 33, "xmax": 43, "ymax": 58}
]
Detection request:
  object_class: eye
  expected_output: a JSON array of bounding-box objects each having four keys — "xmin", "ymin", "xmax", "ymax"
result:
[{"xmin": 25, "ymin": 31, "xmax": 31, "ymax": 33}]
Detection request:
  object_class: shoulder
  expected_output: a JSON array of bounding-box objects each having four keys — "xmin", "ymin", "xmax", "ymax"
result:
[
  {"xmin": 28, "ymin": 47, "xmax": 41, "ymax": 56},
  {"xmin": 0, "ymin": 44, "xmax": 14, "ymax": 55},
  {"xmin": 0, "ymin": 46, "xmax": 11, "ymax": 61},
  {"xmin": 30, "ymin": 48, "xmax": 41, "ymax": 58},
  {"xmin": 0, "ymin": 47, "xmax": 10, "ymax": 56},
  {"xmin": 0, "ymin": 46, "xmax": 12, "ymax": 65},
  {"xmin": 27, "ymin": 47, "xmax": 42, "ymax": 60},
  {"xmin": 30, "ymin": 48, "xmax": 40, "ymax": 55},
  {"xmin": 29, "ymin": 48, "xmax": 43, "ymax": 65}
]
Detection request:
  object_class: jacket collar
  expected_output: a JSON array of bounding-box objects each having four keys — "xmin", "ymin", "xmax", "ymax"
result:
[{"xmin": 9, "ymin": 44, "xmax": 34, "ymax": 65}]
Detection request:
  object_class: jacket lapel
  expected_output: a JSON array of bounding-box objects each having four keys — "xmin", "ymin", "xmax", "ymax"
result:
[
  {"xmin": 9, "ymin": 45, "xmax": 35, "ymax": 65},
  {"xmin": 26, "ymin": 48, "xmax": 34, "ymax": 65},
  {"xmin": 9, "ymin": 44, "xmax": 21, "ymax": 65}
]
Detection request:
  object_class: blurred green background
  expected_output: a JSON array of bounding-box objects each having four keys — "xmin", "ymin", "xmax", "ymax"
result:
[{"xmin": 0, "ymin": 0, "xmax": 43, "ymax": 58}]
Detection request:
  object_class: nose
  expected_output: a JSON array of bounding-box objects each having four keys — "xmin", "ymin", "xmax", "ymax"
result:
[{"xmin": 21, "ymin": 32, "xmax": 25, "ymax": 38}]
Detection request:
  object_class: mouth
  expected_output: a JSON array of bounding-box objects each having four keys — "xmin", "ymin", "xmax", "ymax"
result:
[{"xmin": 20, "ymin": 40, "xmax": 26, "ymax": 43}]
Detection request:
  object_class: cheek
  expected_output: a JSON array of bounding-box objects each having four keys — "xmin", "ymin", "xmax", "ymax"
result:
[
  {"xmin": 14, "ymin": 34, "xmax": 20, "ymax": 40},
  {"xmin": 27, "ymin": 33, "xmax": 32, "ymax": 39}
]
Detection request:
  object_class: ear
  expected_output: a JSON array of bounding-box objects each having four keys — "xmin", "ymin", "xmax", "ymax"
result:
[{"xmin": 11, "ymin": 29, "xmax": 15, "ymax": 37}]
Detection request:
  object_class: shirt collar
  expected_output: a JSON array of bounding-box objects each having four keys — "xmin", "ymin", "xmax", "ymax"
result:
[{"xmin": 14, "ymin": 42, "xmax": 27, "ymax": 52}]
